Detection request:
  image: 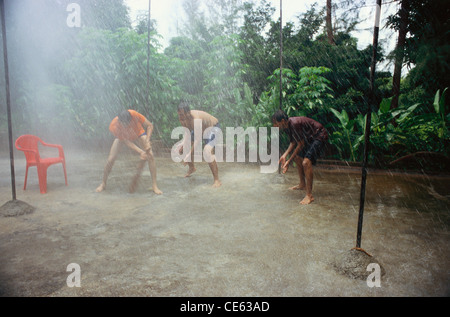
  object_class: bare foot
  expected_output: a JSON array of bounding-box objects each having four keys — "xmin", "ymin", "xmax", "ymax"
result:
[
  {"xmin": 212, "ymin": 180, "xmax": 222, "ymax": 188},
  {"xmin": 185, "ymin": 167, "xmax": 196, "ymax": 177},
  {"xmin": 289, "ymin": 184, "xmax": 306, "ymax": 190},
  {"xmin": 300, "ymin": 195, "xmax": 315, "ymax": 205},
  {"xmin": 152, "ymin": 187, "xmax": 163, "ymax": 195},
  {"xmin": 96, "ymin": 183, "xmax": 106, "ymax": 192}
]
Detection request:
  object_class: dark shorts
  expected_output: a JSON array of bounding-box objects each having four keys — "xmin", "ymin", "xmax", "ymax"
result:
[
  {"xmin": 297, "ymin": 139, "xmax": 325, "ymax": 165},
  {"xmin": 190, "ymin": 123, "xmax": 221, "ymax": 148}
]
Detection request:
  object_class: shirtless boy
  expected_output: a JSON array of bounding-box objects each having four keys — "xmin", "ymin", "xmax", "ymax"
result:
[
  {"xmin": 96, "ymin": 109, "xmax": 162, "ymax": 195},
  {"xmin": 176, "ymin": 102, "xmax": 222, "ymax": 188},
  {"xmin": 272, "ymin": 109, "xmax": 328, "ymax": 205}
]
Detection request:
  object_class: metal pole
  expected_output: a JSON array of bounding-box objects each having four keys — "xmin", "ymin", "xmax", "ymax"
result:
[
  {"xmin": 279, "ymin": 0, "xmax": 283, "ymax": 110},
  {"xmin": 1, "ymin": 0, "xmax": 16, "ymax": 201},
  {"xmin": 356, "ymin": 0, "xmax": 381, "ymax": 249},
  {"xmin": 145, "ymin": 0, "xmax": 163, "ymax": 142},
  {"xmin": 278, "ymin": 0, "xmax": 283, "ymax": 175},
  {"xmin": 147, "ymin": 0, "xmax": 151, "ymax": 108}
]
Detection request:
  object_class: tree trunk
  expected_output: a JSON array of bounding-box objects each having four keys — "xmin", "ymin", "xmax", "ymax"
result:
[
  {"xmin": 326, "ymin": 0, "xmax": 335, "ymax": 45},
  {"xmin": 391, "ymin": 0, "xmax": 410, "ymax": 109}
]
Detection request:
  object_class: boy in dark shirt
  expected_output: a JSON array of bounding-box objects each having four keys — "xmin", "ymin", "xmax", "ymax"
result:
[{"xmin": 272, "ymin": 110, "xmax": 328, "ymax": 205}]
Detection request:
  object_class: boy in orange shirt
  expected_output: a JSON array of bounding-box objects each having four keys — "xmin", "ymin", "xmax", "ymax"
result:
[{"xmin": 96, "ymin": 110, "xmax": 162, "ymax": 195}]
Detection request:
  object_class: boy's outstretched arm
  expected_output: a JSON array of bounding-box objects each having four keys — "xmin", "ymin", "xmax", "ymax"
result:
[
  {"xmin": 279, "ymin": 142, "xmax": 296, "ymax": 165},
  {"xmin": 281, "ymin": 141, "xmax": 304, "ymax": 173}
]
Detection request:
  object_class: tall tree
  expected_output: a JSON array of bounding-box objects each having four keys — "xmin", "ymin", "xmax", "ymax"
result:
[
  {"xmin": 391, "ymin": 0, "xmax": 410, "ymax": 109},
  {"xmin": 205, "ymin": 0, "xmax": 243, "ymax": 35},
  {"xmin": 326, "ymin": 0, "xmax": 335, "ymax": 45},
  {"xmin": 238, "ymin": 0, "xmax": 275, "ymax": 101},
  {"xmin": 181, "ymin": 0, "xmax": 211, "ymax": 42},
  {"xmin": 387, "ymin": 0, "xmax": 450, "ymax": 105},
  {"xmin": 73, "ymin": 0, "xmax": 131, "ymax": 30}
]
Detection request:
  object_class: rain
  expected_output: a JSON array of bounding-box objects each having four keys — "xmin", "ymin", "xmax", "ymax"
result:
[{"xmin": 0, "ymin": 0, "xmax": 449, "ymax": 301}]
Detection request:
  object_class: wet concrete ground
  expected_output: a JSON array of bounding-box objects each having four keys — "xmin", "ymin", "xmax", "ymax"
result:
[{"xmin": 0, "ymin": 148, "xmax": 449, "ymax": 297}]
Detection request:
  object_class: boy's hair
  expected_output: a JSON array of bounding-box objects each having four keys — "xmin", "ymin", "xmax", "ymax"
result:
[
  {"xmin": 178, "ymin": 101, "xmax": 190, "ymax": 113},
  {"xmin": 272, "ymin": 109, "xmax": 289, "ymax": 122},
  {"xmin": 118, "ymin": 110, "xmax": 132, "ymax": 124}
]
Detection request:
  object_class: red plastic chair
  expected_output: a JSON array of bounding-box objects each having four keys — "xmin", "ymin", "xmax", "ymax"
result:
[{"xmin": 15, "ymin": 135, "xmax": 68, "ymax": 194}]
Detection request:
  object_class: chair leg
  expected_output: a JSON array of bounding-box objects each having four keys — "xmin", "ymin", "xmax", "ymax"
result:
[
  {"xmin": 37, "ymin": 166, "xmax": 48, "ymax": 194},
  {"xmin": 62, "ymin": 161, "xmax": 68, "ymax": 186},
  {"xmin": 24, "ymin": 165, "xmax": 29, "ymax": 190}
]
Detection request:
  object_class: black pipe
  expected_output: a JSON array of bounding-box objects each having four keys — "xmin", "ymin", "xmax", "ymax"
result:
[
  {"xmin": 278, "ymin": 0, "xmax": 283, "ymax": 175},
  {"xmin": 1, "ymin": 0, "xmax": 16, "ymax": 201},
  {"xmin": 356, "ymin": 0, "xmax": 381, "ymax": 249},
  {"xmin": 147, "ymin": 0, "xmax": 151, "ymax": 108},
  {"xmin": 279, "ymin": 0, "xmax": 283, "ymax": 110}
]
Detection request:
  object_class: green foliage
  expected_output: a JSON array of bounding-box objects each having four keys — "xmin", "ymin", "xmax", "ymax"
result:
[
  {"xmin": 255, "ymin": 66, "xmax": 333, "ymax": 124},
  {"xmin": 353, "ymin": 99, "xmax": 422, "ymax": 165},
  {"xmin": 398, "ymin": 88, "xmax": 449, "ymax": 156},
  {"xmin": 329, "ymin": 108, "xmax": 356, "ymax": 161},
  {"xmin": 433, "ymin": 88, "xmax": 448, "ymax": 138},
  {"xmin": 386, "ymin": 0, "xmax": 450, "ymax": 99},
  {"xmin": 328, "ymin": 92, "xmax": 449, "ymax": 166},
  {"xmin": 2, "ymin": 0, "xmax": 447, "ymax": 172},
  {"xmin": 290, "ymin": 66, "xmax": 334, "ymax": 115}
]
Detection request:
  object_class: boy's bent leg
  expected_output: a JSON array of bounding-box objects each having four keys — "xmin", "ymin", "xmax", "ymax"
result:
[
  {"xmin": 299, "ymin": 140, "xmax": 323, "ymax": 204},
  {"xmin": 185, "ymin": 162, "xmax": 196, "ymax": 177},
  {"xmin": 146, "ymin": 150, "xmax": 162, "ymax": 195},
  {"xmin": 208, "ymin": 161, "xmax": 221, "ymax": 187},
  {"xmin": 300, "ymin": 157, "xmax": 314, "ymax": 205},
  {"xmin": 96, "ymin": 139, "xmax": 121, "ymax": 192},
  {"xmin": 289, "ymin": 156, "xmax": 306, "ymax": 190},
  {"xmin": 131, "ymin": 136, "xmax": 162, "ymax": 194},
  {"xmin": 205, "ymin": 144, "xmax": 221, "ymax": 187},
  {"xmin": 184, "ymin": 146, "xmax": 196, "ymax": 177}
]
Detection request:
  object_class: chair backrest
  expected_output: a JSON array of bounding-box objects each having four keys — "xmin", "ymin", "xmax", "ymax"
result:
[{"xmin": 15, "ymin": 135, "xmax": 42, "ymax": 162}]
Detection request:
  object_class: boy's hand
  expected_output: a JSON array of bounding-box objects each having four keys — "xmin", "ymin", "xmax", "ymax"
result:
[
  {"xmin": 282, "ymin": 161, "xmax": 289, "ymax": 174},
  {"xmin": 140, "ymin": 151, "xmax": 148, "ymax": 160}
]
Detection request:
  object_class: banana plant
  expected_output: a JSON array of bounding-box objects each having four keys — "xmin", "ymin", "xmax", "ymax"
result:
[
  {"xmin": 329, "ymin": 108, "xmax": 356, "ymax": 161},
  {"xmin": 352, "ymin": 98, "xmax": 420, "ymax": 163},
  {"xmin": 433, "ymin": 87, "xmax": 448, "ymax": 138}
]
